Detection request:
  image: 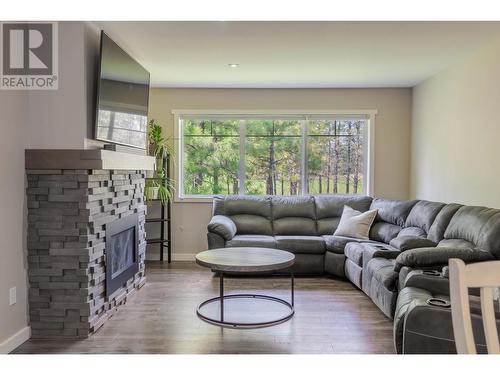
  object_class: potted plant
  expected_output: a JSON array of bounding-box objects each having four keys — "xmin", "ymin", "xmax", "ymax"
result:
[{"xmin": 145, "ymin": 119, "xmax": 174, "ymax": 205}]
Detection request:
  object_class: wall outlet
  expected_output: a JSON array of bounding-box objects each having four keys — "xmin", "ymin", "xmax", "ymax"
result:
[{"xmin": 9, "ymin": 287, "xmax": 16, "ymax": 306}]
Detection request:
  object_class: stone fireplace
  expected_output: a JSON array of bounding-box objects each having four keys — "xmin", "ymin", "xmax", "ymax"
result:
[{"xmin": 25, "ymin": 149, "xmax": 155, "ymax": 338}]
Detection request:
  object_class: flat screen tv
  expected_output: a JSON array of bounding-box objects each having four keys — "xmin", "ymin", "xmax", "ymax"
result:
[{"xmin": 95, "ymin": 31, "xmax": 150, "ymax": 150}]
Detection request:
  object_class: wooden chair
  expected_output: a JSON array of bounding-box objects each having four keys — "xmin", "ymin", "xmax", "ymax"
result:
[{"xmin": 449, "ymin": 258, "xmax": 500, "ymax": 354}]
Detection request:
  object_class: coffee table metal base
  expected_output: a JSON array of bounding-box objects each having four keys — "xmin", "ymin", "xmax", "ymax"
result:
[{"xmin": 196, "ymin": 273, "xmax": 295, "ymax": 329}]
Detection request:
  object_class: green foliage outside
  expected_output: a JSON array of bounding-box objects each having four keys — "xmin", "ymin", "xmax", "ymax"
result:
[{"xmin": 182, "ymin": 118, "xmax": 364, "ymax": 196}]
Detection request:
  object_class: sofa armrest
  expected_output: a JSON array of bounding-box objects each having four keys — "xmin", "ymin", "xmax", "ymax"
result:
[
  {"xmin": 207, "ymin": 232, "xmax": 225, "ymax": 249},
  {"xmin": 207, "ymin": 215, "xmax": 237, "ymax": 241},
  {"xmin": 389, "ymin": 236, "xmax": 436, "ymax": 251},
  {"xmin": 394, "ymin": 247, "xmax": 494, "ymax": 272}
]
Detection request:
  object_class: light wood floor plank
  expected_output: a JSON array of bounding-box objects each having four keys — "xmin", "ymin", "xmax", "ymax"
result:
[{"xmin": 12, "ymin": 261, "xmax": 395, "ymax": 354}]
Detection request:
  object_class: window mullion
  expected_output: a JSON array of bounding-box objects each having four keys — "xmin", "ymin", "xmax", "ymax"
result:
[
  {"xmin": 238, "ymin": 119, "xmax": 246, "ymax": 195},
  {"xmin": 178, "ymin": 117, "xmax": 184, "ymax": 198},
  {"xmin": 300, "ymin": 119, "xmax": 308, "ymax": 195}
]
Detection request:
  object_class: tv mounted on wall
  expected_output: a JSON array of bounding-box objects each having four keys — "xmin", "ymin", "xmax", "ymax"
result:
[{"xmin": 94, "ymin": 31, "xmax": 150, "ymax": 150}]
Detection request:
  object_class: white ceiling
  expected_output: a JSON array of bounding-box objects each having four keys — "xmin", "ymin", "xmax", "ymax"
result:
[{"xmin": 95, "ymin": 21, "xmax": 500, "ymax": 88}]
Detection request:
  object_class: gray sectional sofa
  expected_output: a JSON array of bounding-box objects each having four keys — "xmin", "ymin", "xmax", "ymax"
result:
[{"xmin": 206, "ymin": 194, "xmax": 500, "ymax": 353}]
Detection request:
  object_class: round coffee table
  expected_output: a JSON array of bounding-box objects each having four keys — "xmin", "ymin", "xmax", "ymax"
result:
[{"xmin": 195, "ymin": 247, "xmax": 295, "ymax": 329}]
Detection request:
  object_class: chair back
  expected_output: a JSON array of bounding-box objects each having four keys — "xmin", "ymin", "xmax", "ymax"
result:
[{"xmin": 449, "ymin": 258, "xmax": 500, "ymax": 354}]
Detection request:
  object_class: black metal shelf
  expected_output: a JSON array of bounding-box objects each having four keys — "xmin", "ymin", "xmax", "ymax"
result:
[
  {"xmin": 145, "ymin": 154, "xmax": 172, "ymax": 263},
  {"xmin": 146, "ymin": 218, "xmax": 170, "ymax": 223},
  {"xmin": 147, "ymin": 238, "xmax": 171, "ymax": 244}
]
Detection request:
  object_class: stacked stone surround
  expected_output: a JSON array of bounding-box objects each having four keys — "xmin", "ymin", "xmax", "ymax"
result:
[{"xmin": 26, "ymin": 169, "xmax": 147, "ymax": 338}]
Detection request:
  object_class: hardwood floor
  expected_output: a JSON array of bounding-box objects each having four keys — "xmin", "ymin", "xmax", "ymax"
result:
[{"xmin": 13, "ymin": 261, "xmax": 395, "ymax": 354}]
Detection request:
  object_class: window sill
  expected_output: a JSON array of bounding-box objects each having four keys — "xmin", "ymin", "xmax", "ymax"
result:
[
  {"xmin": 174, "ymin": 196, "xmax": 214, "ymax": 204},
  {"xmin": 174, "ymin": 193, "xmax": 369, "ymax": 204}
]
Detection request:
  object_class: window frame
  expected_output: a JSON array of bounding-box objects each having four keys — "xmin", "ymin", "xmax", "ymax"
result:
[{"xmin": 173, "ymin": 109, "xmax": 377, "ymax": 202}]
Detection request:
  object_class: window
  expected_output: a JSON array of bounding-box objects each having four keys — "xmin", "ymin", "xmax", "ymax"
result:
[
  {"xmin": 307, "ymin": 119, "xmax": 366, "ymax": 195},
  {"xmin": 175, "ymin": 111, "xmax": 375, "ymax": 200}
]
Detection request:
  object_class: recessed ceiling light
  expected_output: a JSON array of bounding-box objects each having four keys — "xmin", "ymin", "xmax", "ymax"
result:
[{"xmin": 228, "ymin": 63, "xmax": 239, "ymax": 68}]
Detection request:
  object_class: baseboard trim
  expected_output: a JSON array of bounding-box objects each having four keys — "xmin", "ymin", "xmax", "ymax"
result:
[
  {"xmin": 0, "ymin": 326, "xmax": 30, "ymax": 354},
  {"xmin": 172, "ymin": 253, "xmax": 196, "ymax": 261}
]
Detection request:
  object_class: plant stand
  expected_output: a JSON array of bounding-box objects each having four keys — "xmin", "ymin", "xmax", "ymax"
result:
[{"xmin": 145, "ymin": 155, "xmax": 172, "ymax": 262}]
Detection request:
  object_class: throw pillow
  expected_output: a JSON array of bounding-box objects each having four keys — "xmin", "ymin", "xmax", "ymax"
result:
[{"xmin": 333, "ymin": 205, "xmax": 378, "ymax": 240}]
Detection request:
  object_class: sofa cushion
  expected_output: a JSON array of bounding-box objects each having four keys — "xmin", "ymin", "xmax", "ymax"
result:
[
  {"xmin": 315, "ymin": 195, "xmax": 373, "ymax": 235},
  {"xmin": 369, "ymin": 222, "xmax": 402, "ymax": 243},
  {"xmin": 214, "ymin": 195, "xmax": 271, "ymax": 217},
  {"xmin": 317, "ymin": 217, "xmax": 341, "ymax": 236},
  {"xmin": 333, "ymin": 205, "xmax": 378, "ymax": 240},
  {"xmin": 272, "ymin": 196, "xmax": 317, "ymax": 236},
  {"xmin": 231, "ymin": 214, "xmax": 273, "ymax": 235},
  {"xmin": 444, "ymin": 206, "xmax": 495, "ymax": 245},
  {"xmin": 405, "ymin": 200, "xmax": 446, "ymax": 234},
  {"xmin": 324, "ymin": 235, "xmax": 358, "ymax": 254},
  {"xmin": 370, "ymin": 198, "xmax": 418, "ymax": 227},
  {"xmin": 226, "ymin": 234, "xmax": 277, "ymax": 248},
  {"xmin": 315, "ymin": 194, "xmax": 373, "ymax": 219},
  {"xmin": 427, "ymin": 203, "xmax": 462, "ymax": 243},
  {"xmin": 477, "ymin": 210, "xmax": 500, "ymax": 259},
  {"xmin": 272, "ymin": 196, "xmax": 316, "ymax": 219},
  {"xmin": 398, "ymin": 227, "xmax": 426, "ymax": 238},
  {"xmin": 213, "ymin": 195, "xmax": 273, "ymax": 235},
  {"xmin": 275, "ymin": 235, "xmax": 326, "ymax": 254},
  {"xmin": 273, "ymin": 217, "xmax": 317, "ymax": 236},
  {"xmin": 389, "ymin": 236, "xmax": 436, "ymax": 251},
  {"xmin": 444, "ymin": 205, "xmax": 500, "ymax": 258}
]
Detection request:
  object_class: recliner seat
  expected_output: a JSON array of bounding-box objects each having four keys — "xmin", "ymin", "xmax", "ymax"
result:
[
  {"xmin": 394, "ymin": 269, "xmax": 500, "ymax": 354},
  {"xmin": 358, "ymin": 200, "xmax": 446, "ymax": 318}
]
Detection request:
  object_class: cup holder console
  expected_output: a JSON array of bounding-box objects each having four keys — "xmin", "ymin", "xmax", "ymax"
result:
[
  {"xmin": 426, "ymin": 298, "xmax": 451, "ymax": 308},
  {"xmin": 422, "ymin": 270, "xmax": 442, "ymax": 277}
]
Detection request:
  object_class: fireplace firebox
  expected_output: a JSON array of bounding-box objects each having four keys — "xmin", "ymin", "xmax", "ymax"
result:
[{"xmin": 105, "ymin": 213, "xmax": 140, "ymax": 297}]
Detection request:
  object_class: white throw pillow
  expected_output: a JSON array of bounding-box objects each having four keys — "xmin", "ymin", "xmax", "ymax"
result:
[{"xmin": 333, "ymin": 205, "xmax": 378, "ymax": 240}]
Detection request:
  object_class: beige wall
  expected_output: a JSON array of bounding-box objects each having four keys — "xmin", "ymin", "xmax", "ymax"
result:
[
  {"xmin": 148, "ymin": 88, "xmax": 412, "ymax": 259},
  {"xmin": 0, "ymin": 22, "xmax": 101, "ymax": 351},
  {"xmin": 411, "ymin": 42, "xmax": 500, "ymax": 207},
  {"xmin": 26, "ymin": 22, "xmax": 100, "ymax": 150},
  {"xmin": 0, "ymin": 91, "xmax": 29, "ymax": 351}
]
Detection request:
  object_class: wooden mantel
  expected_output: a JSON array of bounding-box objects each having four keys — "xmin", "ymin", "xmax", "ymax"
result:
[{"xmin": 25, "ymin": 149, "xmax": 156, "ymax": 171}]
